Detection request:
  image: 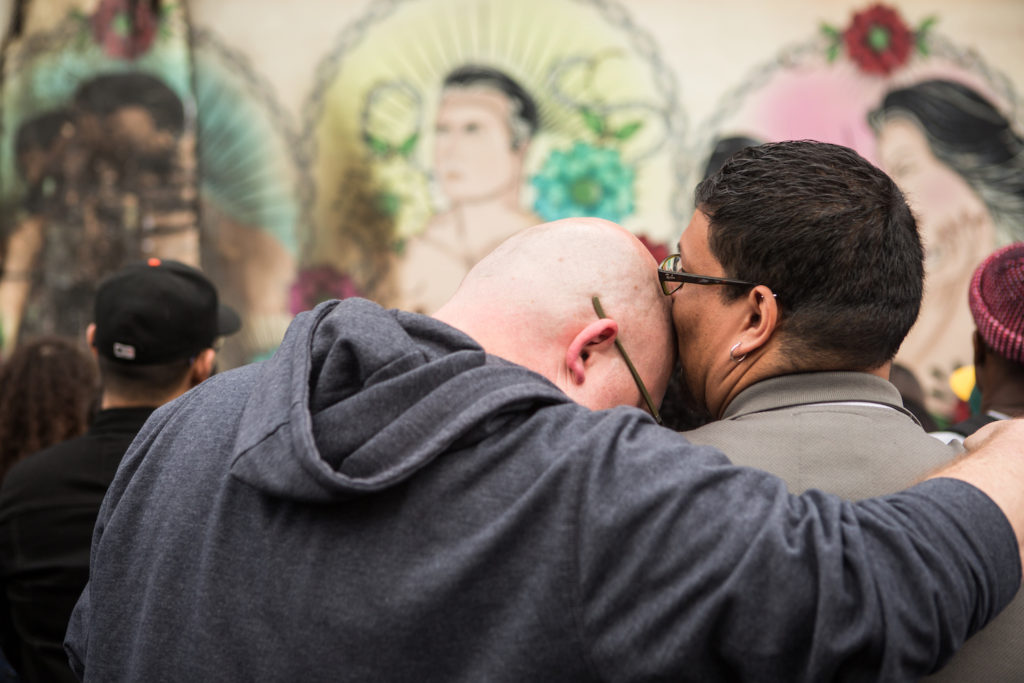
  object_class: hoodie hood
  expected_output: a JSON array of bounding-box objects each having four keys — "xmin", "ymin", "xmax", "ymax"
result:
[{"xmin": 229, "ymin": 298, "xmax": 569, "ymax": 502}]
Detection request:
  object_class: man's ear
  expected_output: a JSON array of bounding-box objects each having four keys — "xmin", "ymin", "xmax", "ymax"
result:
[
  {"xmin": 566, "ymin": 318, "xmax": 619, "ymax": 385},
  {"xmin": 188, "ymin": 348, "xmax": 217, "ymax": 387},
  {"xmin": 729, "ymin": 285, "xmax": 779, "ymax": 360},
  {"xmin": 85, "ymin": 323, "xmax": 99, "ymax": 358}
]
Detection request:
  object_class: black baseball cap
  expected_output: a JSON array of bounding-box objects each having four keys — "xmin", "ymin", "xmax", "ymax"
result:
[{"xmin": 93, "ymin": 258, "xmax": 241, "ymax": 364}]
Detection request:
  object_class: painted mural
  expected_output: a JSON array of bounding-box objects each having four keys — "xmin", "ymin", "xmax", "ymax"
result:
[
  {"xmin": 685, "ymin": 3, "xmax": 1024, "ymax": 415},
  {"xmin": 300, "ymin": 0, "xmax": 683, "ymax": 314},
  {"xmin": 1, "ymin": 0, "xmax": 1022, "ymax": 423},
  {"xmin": 0, "ymin": 0, "xmax": 299, "ymax": 365},
  {"xmin": 0, "ymin": 0, "xmax": 199, "ymax": 352}
]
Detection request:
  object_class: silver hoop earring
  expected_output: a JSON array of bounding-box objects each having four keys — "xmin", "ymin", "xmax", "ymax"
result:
[{"xmin": 729, "ymin": 342, "xmax": 747, "ymax": 363}]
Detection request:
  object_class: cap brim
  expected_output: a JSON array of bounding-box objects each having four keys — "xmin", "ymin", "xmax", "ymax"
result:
[{"xmin": 217, "ymin": 304, "xmax": 242, "ymax": 337}]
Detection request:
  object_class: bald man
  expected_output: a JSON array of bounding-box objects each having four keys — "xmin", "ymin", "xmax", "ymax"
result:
[{"xmin": 68, "ymin": 219, "xmax": 1023, "ymax": 682}]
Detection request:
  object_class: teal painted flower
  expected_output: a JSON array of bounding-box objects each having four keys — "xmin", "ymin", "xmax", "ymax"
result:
[{"xmin": 531, "ymin": 142, "xmax": 635, "ymax": 222}]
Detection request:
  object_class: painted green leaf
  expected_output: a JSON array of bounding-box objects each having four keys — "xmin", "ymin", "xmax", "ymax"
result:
[
  {"xmin": 614, "ymin": 121, "xmax": 644, "ymax": 141},
  {"xmin": 827, "ymin": 44, "xmax": 841, "ymax": 63},
  {"xmin": 398, "ymin": 132, "xmax": 419, "ymax": 157},
  {"xmin": 820, "ymin": 23, "xmax": 841, "ymax": 39},
  {"xmin": 377, "ymin": 192, "xmax": 401, "ymax": 217},
  {"xmin": 917, "ymin": 34, "xmax": 930, "ymax": 56},
  {"xmin": 917, "ymin": 15, "xmax": 938, "ymax": 34},
  {"xmin": 581, "ymin": 108, "xmax": 605, "ymax": 136},
  {"xmin": 367, "ymin": 135, "xmax": 391, "ymax": 157},
  {"xmin": 112, "ymin": 12, "xmax": 132, "ymax": 38}
]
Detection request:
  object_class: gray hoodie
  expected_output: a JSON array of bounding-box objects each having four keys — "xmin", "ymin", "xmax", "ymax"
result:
[{"xmin": 66, "ymin": 299, "xmax": 1020, "ymax": 682}]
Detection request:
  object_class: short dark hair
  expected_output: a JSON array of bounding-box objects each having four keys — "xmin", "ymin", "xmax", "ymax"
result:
[
  {"xmin": 97, "ymin": 354, "xmax": 193, "ymax": 403},
  {"xmin": 443, "ymin": 65, "xmax": 539, "ymax": 149},
  {"xmin": 694, "ymin": 140, "xmax": 923, "ymax": 370}
]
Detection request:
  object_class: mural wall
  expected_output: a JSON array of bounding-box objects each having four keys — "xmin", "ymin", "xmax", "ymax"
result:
[{"xmin": 1, "ymin": 0, "xmax": 1022, "ymax": 417}]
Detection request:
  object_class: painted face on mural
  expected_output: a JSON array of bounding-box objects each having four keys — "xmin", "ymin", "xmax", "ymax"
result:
[
  {"xmin": 875, "ymin": 113, "xmax": 996, "ymax": 408},
  {"xmin": 107, "ymin": 105, "xmax": 179, "ymax": 160},
  {"xmin": 433, "ymin": 88, "xmax": 524, "ymax": 204},
  {"xmin": 875, "ymin": 116, "xmax": 990, "ymax": 269}
]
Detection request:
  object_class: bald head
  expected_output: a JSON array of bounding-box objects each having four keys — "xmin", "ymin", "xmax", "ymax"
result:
[{"xmin": 434, "ymin": 218, "xmax": 676, "ymax": 414}]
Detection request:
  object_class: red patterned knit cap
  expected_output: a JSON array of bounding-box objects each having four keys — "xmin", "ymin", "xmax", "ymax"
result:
[{"xmin": 969, "ymin": 242, "xmax": 1024, "ymax": 363}]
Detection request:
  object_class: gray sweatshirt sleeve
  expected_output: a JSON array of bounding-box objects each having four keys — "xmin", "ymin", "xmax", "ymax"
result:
[{"xmin": 572, "ymin": 430, "xmax": 1021, "ymax": 682}]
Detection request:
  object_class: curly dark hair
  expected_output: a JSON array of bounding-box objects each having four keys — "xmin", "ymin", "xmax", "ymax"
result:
[{"xmin": 0, "ymin": 336, "xmax": 100, "ymax": 481}]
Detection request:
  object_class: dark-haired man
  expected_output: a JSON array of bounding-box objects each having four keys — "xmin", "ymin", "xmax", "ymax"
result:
[
  {"xmin": 400, "ymin": 65, "xmax": 540, "ymax": 313},
  {"xmin": 666, "ymin": 140, "xmax": 958, "ymax": 498},
  {"xmin": 0, "ymin": 258, "xmax": 238, "ymax": 683}
]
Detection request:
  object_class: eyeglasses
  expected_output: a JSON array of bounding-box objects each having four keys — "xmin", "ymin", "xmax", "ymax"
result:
[
  {"xmin": 591, "ymin": 296, "xmax": 662, "ymax": 425},
  {"xmin": 658, "ymin": 254, "xmax": 759, "ymax": 296}
]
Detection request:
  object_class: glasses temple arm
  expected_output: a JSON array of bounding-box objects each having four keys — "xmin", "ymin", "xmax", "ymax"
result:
[{"xmin": 591, "ymin": 296, "xmax": 663, "ymax": 425}]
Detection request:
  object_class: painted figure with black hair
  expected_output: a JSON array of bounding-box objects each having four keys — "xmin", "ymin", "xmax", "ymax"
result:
[
  {"xmin": 0, "ymin": 72, "xmax": 199, "ymax": 354},
  {"xmin": 667, "ymin": 141, "xmax": 958, "ymax": 501},
  {"xmin": 0, "ymin": 111, "xmax": 74, "ymax": 351},
  {"xmin": 399, "ymin": 65, "xmax": 540, "ymax": 314},
  {"xmin": 870, "ymin": 79, "xmax": 1024, "ymax": 412}
]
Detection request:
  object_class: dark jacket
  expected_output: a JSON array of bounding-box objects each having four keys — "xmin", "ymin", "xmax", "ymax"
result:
[
  {"xmin": 65, "ymin": 299, "xmax": 1019, "ymax": 682},
  {"xmin": 0, "ymin": 408, "xmax": 154, "ymax": 683}
]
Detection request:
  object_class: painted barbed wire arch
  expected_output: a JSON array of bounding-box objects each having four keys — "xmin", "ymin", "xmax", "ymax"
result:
[
  {"xmin": 677, "ymin": 30, "xmax": 1022, "ymax": 221},
  {"xmin": 296, "ymin": 0, "xmax": 690, "ymax": 247},
  {"xmin": 294, "ymin": 0, "xmax": 402, "ymax": 255},
  {"xmin": 359, "ymin": 79, "xmax": 427, "ymax": 176},
  {"xmin": 546, "ymin": 51, "xmax": 673, "ymax": 165}
]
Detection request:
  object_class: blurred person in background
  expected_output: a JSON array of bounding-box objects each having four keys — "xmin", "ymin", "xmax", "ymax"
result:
[
  {"xmin": 0, "ymin": 258, "xmax": 238, "ymax": 683},
  {"xmin": 0, "ymin": 336, "xmax": 99, "ymax": 484},
  {"xmin": 0, "ymin": 336, "xmax": 98, "ymax": 681}
]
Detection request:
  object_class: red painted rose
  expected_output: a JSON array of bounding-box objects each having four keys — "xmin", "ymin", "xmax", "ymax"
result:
[
  {"xmin": 843, "ymin": 4, "xmax": 913, "ymax": 75},
  {"xmin": 91, "ymin": 0, "xmax": 159, "ymax": 60},
  {"xmin": 290, "ymin": 265, "xmax": 363, "ymax": 315}
]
